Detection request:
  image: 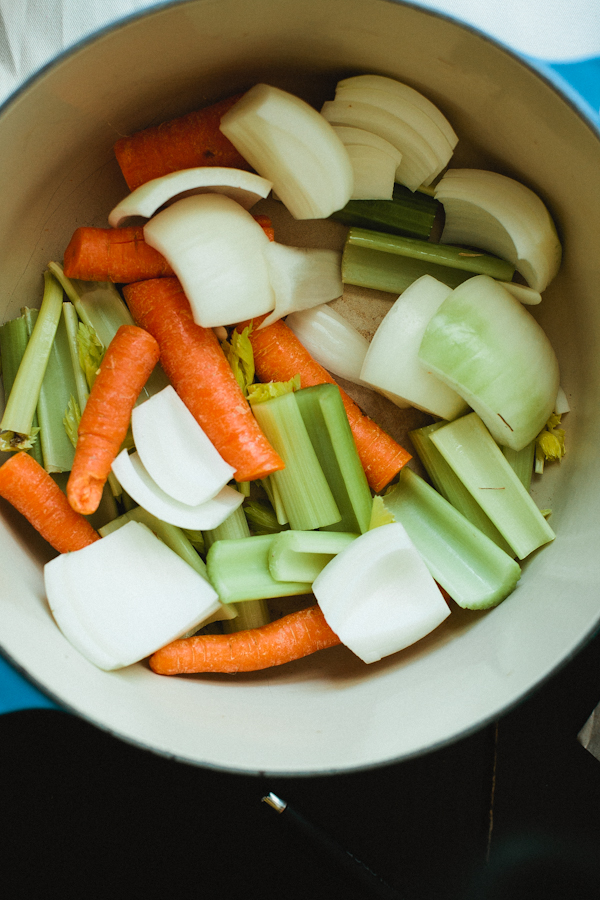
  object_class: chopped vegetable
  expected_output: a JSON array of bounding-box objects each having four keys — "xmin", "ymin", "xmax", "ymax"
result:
[
  {"xmin": 330, "ymin": 181, "xmax": 440, "ymax": 239},
  {"xmin": 63, "ymin": 226, "xmax": 175, "ymax": 282},
  {"xmin": 259, "ymin": 242, "xmax": 343, "ymax": 329},
  {"xmin": 535, "ymin": 413, "xmax": 566, "ymax": 474},
  {"xmin": 285, "ymin": 304, "xmax": 369, "ymax": 387},
  {"xmin": 268, "ymin": 529, "xmax": 357, "ymax": 583}
]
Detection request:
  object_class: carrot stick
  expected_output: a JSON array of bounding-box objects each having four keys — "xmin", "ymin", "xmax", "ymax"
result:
[
  {"xmin": 0, "ymin": 451, "xmax": 100, "ymax": 552},
  {"xmin": 241, "ymin": 318, "xmax": 412, "ymax": 493},
  {"xmin": 114, "ymin": 95, "xmax": 251, "ymax": 191},
  {"xmin": 123, "ymin": 277, "xmax": 284, "ymax": 483},
  {"xmin": 62, "ymin": 216, "xmax": 275, "ymax": 284},
  {"xmin": 67, "ymin": 324, "xmax": 160, "ymax": 515},
  {"xmin": 149, "ymin": 604, "xmax": 340, "ymax": 674}
]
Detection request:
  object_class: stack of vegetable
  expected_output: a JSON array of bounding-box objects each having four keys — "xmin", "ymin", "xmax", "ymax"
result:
[{"xmin": 0, "ymin": 74, "xmax": 567, "ymax": 678}]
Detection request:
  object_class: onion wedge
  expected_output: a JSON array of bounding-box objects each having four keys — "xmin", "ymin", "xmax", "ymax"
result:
[
  {"xmin": 259, "ymin": 243, "xmax": 342, "ymax": 328},
  {"xmin": 332, "ymin": 126, "xmax": 402, "ymax": 199},
  {"xmin": 286, "ymin": 304, "xmax": 370, "ymax": 386}
]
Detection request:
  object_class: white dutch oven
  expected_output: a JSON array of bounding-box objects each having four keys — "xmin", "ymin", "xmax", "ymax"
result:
[{"xmin": 0, "ymin": 0, "xmax": 599, "ymax": 775}]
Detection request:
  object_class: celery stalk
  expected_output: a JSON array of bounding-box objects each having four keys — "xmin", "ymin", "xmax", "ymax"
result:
[
  {"xmin": 342, "ymin": 242, "xmax": 476, "ymax": 295},
  {"xmin": 330, "ymin": 182, "xmax": 439, "ymax": 238},
  {"xmin": 269, "ymin": 530, "xmax": 357, "ymax": 583},
  {"xmin": 207, "ymin": 534, "xmax": 312, "ymax": 604},
  {"xmin": 260, "ymin": 475, "xmax": 289, "ymax": 525},
  {"xmin": 502, "ymin": 441, "xmax": 535, "ymax": 490},
  {"xmin": 251, "ymin": 391, "xmax": 341, "ymax": 531},
  {"xmin": 429, "ymin": 413, "xmax": 555, "ymax": 559},
  {"xmin": 384, "ymin": 468, "xmax": 521, "ymax": 609},
  {"xmin": 409, "ymin": 421, "xmax": 514, "ymax": 556},
  {"xmin": 222, "ymin": 598, "xmax": 271, "ymax": 633},
  {"xmin": 0, "ymin": 272, "xmax": 63, "ymax": 449},
  {"xmin": 62, "ymin": 302, "xmax": 90, "ymax": 412},
  {"xmin": 0, "ymin": 313, "xmax": 43, "ymax": 464},
  {"xmin": 243, "ymin": 498, "xmax": 287, "ymax": 535},
  {"xmin": 295, "ymin": 383, "xmax": 372, "ymax": 534},
  {"xmin": 203, "ymin": 502, "xmax": 251, "ymax": 551}
]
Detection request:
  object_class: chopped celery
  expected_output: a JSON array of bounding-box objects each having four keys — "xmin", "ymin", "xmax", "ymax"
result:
[
  {"xmin": 221, "ymin": 325, "xmax": 255, "ymax": 396},
  {"xmin": 260, "ymin": 475, "xmax": 289, "ymax": 525},
  {"xmin": 62, "ymin": 302, "xmax": 90, "ymax": 411},
  {"xmin": 269, "ymin": 529, "xmax": 357, "ymax": 583},
  {"xmin": 384, "ymin": 468, "xmax": 521, "ymax": 609},
  {"xmin": 77, "ymin": 321, "xmax": 104, "ymax": 391},
  {"xmin": 181, "ymin": 527, "xmax": 205, "ymax": 555},
  {"xmin": 243, "ymin": 498, "xmax": 288, "ymax": 535},
  {"xmin": 247, "ymin": 373, "xmax": 300, "ymax": 405},
  {"xmin": 429, "ymin": 412, "xmax": 555, "ymax": 559},
  {"xmin": 295, "ymin": 383, "xmax": 372, "ymax": 534},
  {"xmin": 369, "ymin": 494, "xmax": 395, "ymax": 529},
  {"xmin": 502, "ymin": 441, "xmax": 535, "ymax": 490},
  {"xmin": 342, "ymin": 242, "xmax": 475, "ymax": 295},
  {"xmin": 222, "ymin": 598, "xmax": 271, "ymax": 633},
  {"xmin": 251, "ymin": 391, "xmax": 341, "ymax": 531},
  {"xmin": 0, "ymin": 313, "xmax": 43, "ymax": 464},
  {"xmin": 534, "ymin": 413, "xmax": 566, "ymax": 475},
  {"xmin": 207, "ymin": 534, "xmax": 312, "ymax": 604},
  {"xmin": 203, "ymin": 502, "xmax": 251, "ymax": 551},
  {"xmin": 330, "ymin": 182, "xmax": 440, "ymax": 239},
  {"xmin": 409, "ymin": 421, "xmax": 514, "ymax": 556}
]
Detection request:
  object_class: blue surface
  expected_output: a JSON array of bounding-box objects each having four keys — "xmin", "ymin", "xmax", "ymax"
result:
[{"xmin": 0, "ymin": 54, "xmax": 599, "ymax": 717}]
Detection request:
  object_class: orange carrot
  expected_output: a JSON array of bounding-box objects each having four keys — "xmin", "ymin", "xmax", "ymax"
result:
[
  {"xmin": 149, "ymin": 604, "xmax": 340, "ymax": 674},
  {"xmin": 240, "ymin": 318, "xmax": 412, "ymax": 493},
  {"xmin": 114, "ymin": 95, "xmax": 251, "ymax": 191},
  {"xmin": 0, "ymin": 451, "xmax": 99, "ymax": 553},
  {"xmin": 123, "ymin": 278, "xmax": 284, "ymax": 483},
  {"xmin": 67, "ymin": 325, "xmax": 160, "ymax": 516},
  {"xmin": 62, "ymin": 216, "xmax": 275, "ymax": 284}
]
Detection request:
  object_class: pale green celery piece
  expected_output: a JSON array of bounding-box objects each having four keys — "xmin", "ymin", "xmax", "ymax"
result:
[
  {"xmin": 0, "ymin": 314, "xmax": 43, "ymax": 464},
  {"xmin": 269, "ymin": 530, "xmax": 358, "ymax": 583},
  {"xmin": 295, "ymin": 383, "xmax": 372, "ymax": 534},
  {"xmin": 260, "ymin": 475, "xmax": 289, "ymax": 525},
  {"xmin": 502, "ymin": 441, "xmax": 535, "ymax": 490},
  {"xmin": 62, "ymin": 302, "xmax": 90, "ymax": 411},
  {"xmin": 244, "ymin": 498, "xmax": 288, "ymax": 535},
  {"xmin": 247, "ymin": 373, "xmax": 300, "ymax": 405},
  {"xmin": 1, "ymin": 272, "xmax": 63, "ymax": 450},
  {"xmin": 346, "ymin": 228, "xmax": 515, "ymax": 280},
  {"xmin": 237, "ymin": 481, "xmax": 251, "ymax": 498},
  {"xmin": 384, "ymin": 468, "xmax": 521, "ymax": 609},
  {"xmin": 251, "ymin": 391, "xmax": 341, "ymax": 531},
  {"xmin": 204, "ymin": 502, "xmax": 251, "ymax": 551},
  {"xmin": 409, "ymin": 421, "xmax": 515, "ymax": 557},
  {"xmin": 342, "ymin": 242, "xmax": 477, "ymax": 295},
  {"xmin": 429, "ymin": 412, "xmax": 555, "ymax": 559},
  {"xmin": 222, "ymin": 598, "xmax": 271, "ymax": 633},
  {"xmin": 181, "ymin": 527, "xmax": 205, "ymax": 555},
  {"xmin": 221, "ymin": 326, "xmax": 254, "ymax": 396},
  {"xmin": 77, "ymin": 321, "xmax": 104, "ymax": 391},
  {"xmin": 369, "ymin": 494, "xmax": 395, "ymax": 529},
  {"xmin": 207, "ymin": 534, "xmax": 312, "ymax": 604}
]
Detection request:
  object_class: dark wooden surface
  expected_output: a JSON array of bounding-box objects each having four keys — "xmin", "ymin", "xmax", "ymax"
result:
[{"xmin": 0, "ymin": 628, "xmax": 599, "ymax": 900}]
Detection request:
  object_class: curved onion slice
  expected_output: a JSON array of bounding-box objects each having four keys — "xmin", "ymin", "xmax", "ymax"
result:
[
  {"xmin": 44, "ymin": 521, "xmax": 221, "ymax": 670},
  {"xmin": 418, "ymin": 275, "xmax": 560, "ymax": 450},
  {"xmin": 434, "ymin": 169, "xmax": 562, "ymax": 292},
  {"xmin": 132, "ymin": 386, "xmax": 235, "ymax": 506},
  {"xmin": 360, "ymin": 275, "xmax": 469, "ymax": 419},
  {"xmin": 285, "ymin": 304, "xmax": 370, "ymax": 385},
  {"xmin": 111, "ymin": 449, "xmax": 244, "ymax": 529},
  {"xmin": 259, "ymin": 243, "xmax": 342, "ymax": 328},
  {"xmin": 497, "ymin": 281, "xmax": 542, "ymax": 306},
  {"xmin": 336, "ymin": 74, "xmax": 458, "ymax": 149},
  {"xmin": 332, "ymin": 126, "xmax": 403, "ymax": 199},
  {"xmin": 219, "ymin": 83, "xmax": 353, "ymax": 219},
  {"xmin": 108, "ymin": 167, "xmax": 273, "ymax": 227},
  {"xmin": 312, "ymin": 523, "xmax": 450, "ymax": 664},
  {"xmin": 143, "ymin": 192, "xmax": 274, "ymax": 327}
]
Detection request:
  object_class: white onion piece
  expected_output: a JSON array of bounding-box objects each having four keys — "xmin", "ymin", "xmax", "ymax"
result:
[
  {"xmin": 219, "ymin": 83, "xmax": 353, "ymax": 219},
  {"xmin": 321, "ymin": 99, "xmax": 433, "ymax": 191},
  {"xmin": 259, "ymin": 243, "xmax": 342, "ymax": 329},
  {"xmin": 312, "ymin": 523, "xmax": 450, "ymax": 664},
  {"xmin": 497, "ymin": 281, "xmax": 542, "ymax": 306},
  {"xmin": 285, "ymin": 304, "xmax": 370, "ymax": 385},
  {"xmin": 336, "ymin": 74, "xmax": 458, "ymax": 149},
  {"xmin": 44, "ymin": 521, "xmax": 221, "ymax": 670},
  {"xmin": 434, "ymin": 169, "xmax": 562, "ymax": 292},
  {"xmin": 331, "ymin": 125, "xmax": 403, "ymax": 161},
  {"xmin": 554, "ymin": 385, "xmax": 570, "ymax": 415},
  {"xmin": 343, "ymin": 145, "xmax": 398, "ymax": 200},
  {"xmin": 108, "ymin": 167, "xmax": 273, "ymax": 227},
  {"xmin": 132, "ymin": 386, "xmax": 235, "ymax": 506},
  {"xmin": 143, "ymin": 193, "xmax": 274, "ymax": 327},
  {"xmin": 111, "ymin": 449, "xmax": 244, "ymax": 529},
  {"xmin": 360, "ymin": 275, "xmax": 469, "ymax": 419},
  {"xmin": 418, "ymin": 275, "xmax": 560, "ymax": 450}
]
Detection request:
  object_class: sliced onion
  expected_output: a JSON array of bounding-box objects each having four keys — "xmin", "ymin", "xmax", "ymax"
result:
[
  {"xmin": 332, "ymin": 125, "xmax": 403, "ymax": 199},
  {"xmin": 219, "ymin": 83, "xmax": 353, "ymax": 219},
  {"xmin": 108, "ymin": 167, "xmax": 273, "ymax": 227},
  {"xmin": 497, "ymin": 281, "xmax": 542, "ymax": 306},
  {"xmin": 336, "ymin": 74, "xmax": 458, "ymax": 150},
  {"xmin": 285, "ymin": 303, "xmax": 370, "ymax": 385},
  {"xmin": 111, "ymin": 449, "xmax": 244, "ymax": 529},
  {"xmin": 259, "ymin": 243, "xmax": 342, "ymax": 328},
  {"xmin": 143, "ymin": 192, "xmax": 275, "ymax": 328},
  {"xmin": 360, "ymin": 274, "xmax": 469, "ymax": 419},
  {"xmin": 418, "ymin": 275, "xmax": 560, "ymax": 450},
  {"xmin": 312, "ymin": 523, "xmax": 450, "ymax": 664},
  {"xmin": 131, "ymin": 386, "xmax": 235, "ymax": 506},
  {"xmin": 434, "ymin": 169, "xmax": 562, "ymax": 292},
  {"xmin": 44, "ymin": 521, "xmax": 221, "ymax": 670}
]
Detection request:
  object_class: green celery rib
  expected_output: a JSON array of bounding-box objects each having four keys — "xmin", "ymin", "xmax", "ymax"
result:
[
  {"xmin": 62, "ymin": 302, "xmax": 90, "ymax": 411},
  {"xmin": 429, "ymin": 412, "xmax": 555, "ymax": 560},
  {"xmin": 295, "ymin": 383, "xmax": 372, "ymax": 534},
  {"xmin": 269, "ymin": 530, "xmax": 357, "ymax": 583},
  {"xmin": 204, "ymin": 502, "xmax": 251, "ymax": 551},
  {"xmin": 346, "ymin": 228, "xmax": 515, "ymax": 280},
  {"xmin": 342, "ymin": 242, "xmax": 476, "ymax": 295},
  {"xmin": 206, "ymin": 534, "xmax": 312, "ymax": 604},
  {"xmin": 502, "ymin": 441, "xmax": 535, "ymax": 491},
  {"xmin": 384, "ymin": 468, "xmax": 521, "ymax": 609},
  {"xmin": 0, "ymin": 314, "xmax": 43, "ymax": 464},
  {"xmin": 330, "ymin": 182, "xmax": 440, "ymax": 239},
  {"xmin": 222, "ymin": 598, "xmax": 271, "ymax": 633},
  {"xmin": 244, "ymin": 498, "xmax": 288, "ymax": 535},
  {"xmin": 409, "ymin": 421, "xmax": 515, "ymax": 556},
  {"xmin": 0, "ymin": 272, "xmax": 64, "ymax": 449},
  {"xmin": 251, "ymin": 391, "xmax": 341, "ymax": 531},
  {"xmin": 260, "ymin": 475, "xmax": 289, "ymax": 525}
]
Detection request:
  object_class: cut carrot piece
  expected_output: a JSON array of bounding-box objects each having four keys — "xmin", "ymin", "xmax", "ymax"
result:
[
  {"xmin": 241, "ymin": 317, "xmax": 412, "ymax": 492},
  {"xmin": 123, "ymin": 277, "xmax": 284, "ymax": 483},
  {"xmin": 67, "ymin": 325, "xmax": 160, "ymax": 516},
  {"xmin": 0, "ymin": 451, "xmax": 99, "ymax": 552},
  {"xmin": 149, "ymin": 604, "xmax": 340, "ymax": 674},
  {"xmin": 114, "ymin": 95, "xmax": 251, "ymax": 191}
]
